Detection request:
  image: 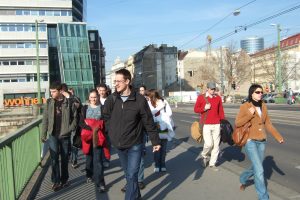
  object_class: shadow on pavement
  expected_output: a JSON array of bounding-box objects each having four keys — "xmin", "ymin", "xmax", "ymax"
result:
[
  {"xmin": 263, "ymin": 155, "xmax": 285, "ymax": 180},
  {"xmin": 142, "ymin": 145, "xmax": 204, "ymax": 200}
]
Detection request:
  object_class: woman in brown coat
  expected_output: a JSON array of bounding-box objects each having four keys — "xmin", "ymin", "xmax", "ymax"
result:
[{"xmin": 235, "ymin": 84, "xmax": 284, "ymax": 200}]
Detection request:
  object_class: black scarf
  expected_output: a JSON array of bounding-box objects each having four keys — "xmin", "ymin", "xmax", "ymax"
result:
[{"xmin": 251, "ymin": 99, "xmax": 262, "ymax": 109}]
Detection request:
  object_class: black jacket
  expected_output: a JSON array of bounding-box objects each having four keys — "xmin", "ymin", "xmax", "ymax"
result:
[{"xmin": 102, "ymin": 91, "xmax": 160, "ymax": 149}]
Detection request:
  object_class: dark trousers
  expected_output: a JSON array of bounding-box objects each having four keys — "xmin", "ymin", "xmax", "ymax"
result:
[
  {"xmin": 154, "ymin": 139, "xmax": 168, "ymax": 169},
  {"xmin": 86, "ymin": 146, "xmax": 105, "ymax": 186},
  {"xmin": 48, "ymin": 135, "xmax": 70, "ymax": 184},
  {"xmin": 117, "ymin": 143, "xmax": 143, "ymax": 200}
]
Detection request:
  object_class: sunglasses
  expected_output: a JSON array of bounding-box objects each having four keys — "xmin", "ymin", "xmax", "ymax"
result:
[
  {"xmin": 254, "ymin": 91, "xmax": 263, "ymax": 94},
  {"xmin": 209, "ymin": 88, "xmax": 216, "ymax": 90}
]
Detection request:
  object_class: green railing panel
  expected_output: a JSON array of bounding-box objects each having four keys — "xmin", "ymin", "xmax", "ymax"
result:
[
  {"xmin": 12, "ymin": 126, "xmax": 41, "ymax": 198},
  {"xmin": 0, "ymin": 117, "xmax": 42, "ymax": 199},
  {"xmin": 0, "ymin": 145, "xmax": 16, "ymax": 200}
]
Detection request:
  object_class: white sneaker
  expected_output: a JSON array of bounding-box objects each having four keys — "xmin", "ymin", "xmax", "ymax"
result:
[
  {"xmin": 161, "ymin": 167, "xmax": 167, "ymax": 172},
  {"xmin": 154, "ymin": 167, "xmax": 159, "ymax": 172},
  {"xmin": 209, "ymin": 165, "xmax": 219, "ymax": 171}
]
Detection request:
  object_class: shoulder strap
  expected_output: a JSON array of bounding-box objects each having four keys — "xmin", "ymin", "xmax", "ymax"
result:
[{"xmin": 201, "ymin": 95, "xmax": 209, "ymax": 126}]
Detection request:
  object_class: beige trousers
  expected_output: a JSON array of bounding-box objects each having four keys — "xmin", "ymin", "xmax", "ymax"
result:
[{"xmin": 201, "ymin": 124, "xmax": 221, "ymax": 167}]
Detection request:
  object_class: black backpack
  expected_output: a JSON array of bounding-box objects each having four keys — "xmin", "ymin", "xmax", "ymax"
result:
[{"xmin": 220, "ymin": 119, "xmax": 234, "ymax": 146}]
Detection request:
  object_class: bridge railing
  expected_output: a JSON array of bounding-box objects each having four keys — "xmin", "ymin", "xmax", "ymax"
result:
[{"xmin": 0, "ymin": 117, "xmax": 42, "ymax": 200}]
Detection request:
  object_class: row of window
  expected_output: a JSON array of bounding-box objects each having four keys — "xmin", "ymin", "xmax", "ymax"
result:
[
  {"xmin": 0, "ymin": 24, "xmax": 46, "ymax": 32},
  {"xmin": 0, "ymin": 42, "xmax": 47, "ymax": 49},
  {"xmin": 0, "ymin": 73, "xmax": 48, "ymax": 83},
  {"xmin": 0, "ymin": 9, "xmax": 72, "ymax": 17},
  {"xmin": 0, "ymin": 60, "xmax": 48, "ymax": 66}
]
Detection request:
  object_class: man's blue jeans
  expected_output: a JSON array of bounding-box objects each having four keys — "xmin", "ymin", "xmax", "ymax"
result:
[
  {"xmin": 240, "ymin": 139, "xmax": 268, "ymax": 200},
  {"xmin": 117, "ymin": 143, "xmax": 142, "ymax": 200},
  {"xmin": 138, "ymin": 134, "xmax": 147, "ymax": 183},
  {"xmin": 48, "ymin": 135, "xmax": 70, "ymax": 184}
]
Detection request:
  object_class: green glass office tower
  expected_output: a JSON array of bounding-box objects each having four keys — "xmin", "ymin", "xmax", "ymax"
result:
[{"xmin": 56, "ymin": 23, "xmax": 94, "ymax": 101}]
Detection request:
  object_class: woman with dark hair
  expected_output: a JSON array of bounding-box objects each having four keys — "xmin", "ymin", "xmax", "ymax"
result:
[
  {"xmin": 79, "ymin": 89, "xmax": 109, "ymax": 193},
  {"xmin": 147, "ymin": 89, "xmax": 175, "ymax": 172},
  {"xmin": 235, "ymin": 84, "xmax": 284, "ymax": 200}
]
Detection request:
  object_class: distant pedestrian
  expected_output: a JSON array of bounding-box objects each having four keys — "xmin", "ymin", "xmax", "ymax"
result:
[
  {"xmin": 287, "ymin": 88, "xmax": 293, "ymax": 105},
  {"xmin": 102, "ymin": 69, "xmax": 161, "ymax": 200},
  {"xmin": 147, "ymin": 89, "xmax": 175, "ymax": 172},
  {"xmin": 235, "ymin": 84, "xmax": 284, "ymax": 200},
  {"xmin": 194, "ymin": 82, "xmax": 225, "ymax": 171},
  {"xmin": 79, "ymin": 89, "xmax": 108, "ymax": 193},
  {"xmin": 67, "ymin": 87, "xmax": 83, "ymax": 169},
  {"xmin": 41, "ymin": 82, "xmax": 77, "ymax": 191},
  {"xmin": 97, "ymin": 83, "xmax": 111, "ymax": 168}
]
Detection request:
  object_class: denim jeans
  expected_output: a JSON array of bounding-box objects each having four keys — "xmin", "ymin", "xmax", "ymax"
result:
[
  {"xmin": 138, "ymin": 133, "xmax": 147, "ymax": 182},
  {"xmin": 70, "ymin": 131, "xmax": 79, "ymax": 164},
  {"xmin": 154, "ymin": 139, "xmax": 168, "ymax": 169},
  {"xmin": 48, "ymin": 135, "xmax": 70, "ymax": 184},
  {"xmin": 117, "ymin": 143, "xmax": 142, "ymax": 200},
  {"xmin": 86, "ymin": 146, "xmax": 105, "ymax": 186},
  {"xmin": 240, "ymin": 139, "xmax": 268, "ymax": 200}
]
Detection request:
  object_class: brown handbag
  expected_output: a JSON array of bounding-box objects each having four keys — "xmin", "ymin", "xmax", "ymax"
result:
[{"xmin": 232, "ymin": 121, "xmax": 251, "ymax": 147}]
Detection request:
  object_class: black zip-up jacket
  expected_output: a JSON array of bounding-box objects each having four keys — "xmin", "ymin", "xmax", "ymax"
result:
[{"xmin": 102, "ymin": 91, "xmax": 160, "ymax": 149}]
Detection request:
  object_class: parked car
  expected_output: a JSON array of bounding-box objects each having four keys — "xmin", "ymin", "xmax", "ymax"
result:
[
  {"xmin": 263, "ymin": 93, "xmax": 276, "ymax": 103},
  {"xmin": 241, "ymin": 97, "xmax": 248, "ymax": 104}
]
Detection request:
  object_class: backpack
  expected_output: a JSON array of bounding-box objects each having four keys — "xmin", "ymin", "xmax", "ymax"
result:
[{"xmin": 220, "ymin": 119, "xmax": 234, "ymax": 145}]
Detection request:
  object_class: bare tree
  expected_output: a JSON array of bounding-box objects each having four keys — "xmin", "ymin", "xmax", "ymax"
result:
[
  {"xmin": 222, "ymin": 42, "xmax": 251, "ymax": 94},
  {"xmin": 252, "ymin": 49, "xmax": 300, "ymax": 91}
]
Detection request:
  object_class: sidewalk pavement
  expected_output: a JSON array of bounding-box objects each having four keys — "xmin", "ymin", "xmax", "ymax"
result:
[{"xmin": 34, "ymin": 139, "xmax": 300, "ymax": 200}]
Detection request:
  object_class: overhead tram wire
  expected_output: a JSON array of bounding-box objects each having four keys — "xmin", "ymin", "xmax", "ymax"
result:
[
  {"xmin": 179, "ymin": 0, "xmax": 257, "ymax": 48},
  {"xmin": 198, "ymin": 3, "xmax": 300, "ymax": 49}
]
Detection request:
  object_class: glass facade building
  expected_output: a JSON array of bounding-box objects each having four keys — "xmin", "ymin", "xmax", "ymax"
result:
[
  {"xmin": 241, "ymin": 37, "xmax": 264, "ymax": 54},
  {"xmin": 56, "ymin": 23, "xmax": 94, "ymax": 101}
]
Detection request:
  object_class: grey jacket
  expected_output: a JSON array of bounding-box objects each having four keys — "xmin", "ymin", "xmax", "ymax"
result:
[{"xmin": 41, "ymin": 97, "xmax": 77, "ymax": 140}]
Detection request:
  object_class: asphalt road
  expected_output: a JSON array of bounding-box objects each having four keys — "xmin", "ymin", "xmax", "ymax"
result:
[{"xmin": 172, "ymin": 103, "xmax": 300, "ymax": 193}]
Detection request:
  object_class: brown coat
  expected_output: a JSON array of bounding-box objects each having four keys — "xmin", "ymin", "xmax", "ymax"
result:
[{"xmin": 235, "ymin": 102, "xmax": 283, "ymax": 142}]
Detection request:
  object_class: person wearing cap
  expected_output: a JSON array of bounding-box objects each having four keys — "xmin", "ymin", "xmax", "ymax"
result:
[{"xmin": 194, "ymin": 81, "xmax": 225, "ymax": 171}]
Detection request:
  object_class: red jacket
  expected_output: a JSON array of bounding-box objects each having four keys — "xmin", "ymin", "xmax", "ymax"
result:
[
  {"xmin": 194, "ymin": 94, "xmax": 225, "ymax": 124},
  {"xmin": 81, "ymin": 118, "xmax": 110, "ymax": 160}
]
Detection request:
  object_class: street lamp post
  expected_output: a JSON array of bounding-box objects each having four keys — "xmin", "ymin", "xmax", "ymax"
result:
[
  {"xmin": 35, "ymin": 20, "xmax": 42, "ymax": 114},
  {"xmin": 271, "ymin": 23, "xmax": 282, "ymax": 93}
]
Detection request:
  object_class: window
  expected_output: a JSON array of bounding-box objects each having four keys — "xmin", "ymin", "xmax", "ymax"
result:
[
  {"xmin": 25, "ymin": 60, "xmax": 32, "ymax": 65},
  {"xmin": 3, "ymin": 61, "xmax": 9, "ymax": 65},
  {"xmin": 9, "ymin": 25, "xmax": 15, "ymax": 31},
  {"xmin": 54, "ymin": 11, "xmax": 60, "ymax": 16},
  {"xmin": 40, "ymin": 43, "xmax": 47, "ymax": 48},
  {"xmin": 24, "ymin": 25, "xmax": 30, "ymax": 32},
  {"xmin": 1, "ymin": 25, "xmax": 8, "ymax": 31},
  {"xmin": 16, "ymin": 10, "xmax": 22, "ymax": 15},
  {"xmin": 10, "ymin": 61, "xmax": 17, "ymax": 65},
  {"xmin": 18, "ymin": 61, "xmax": 25, "ymax": 65},
  {"xmin": 92, "ymin": 54, "xmax": 97, "ymax": 61},
  {"xmin": 17, "ymin": 43, "xmax": 24, "ymax": 48},
  {"xmin": 9, "ymin": 44, "xmax": 16, "ymax": 48},
  {"xmin": 24, "ymin": 10, "xmax": 30, "ymax": 15},
  {"xmin": 25, "ymin": 43, "xmax": 32, "ymax": 48},
  {"xmin": 61, "ymin": 11, "xmax": 67, "ymax": 16},
  {"xmin": 31, "ymin": 10, "xmax": 38, "ymax": 16},
  {"xmin": 89, "ymin": 33, "xmax": 95, "ymax": 41},
  {"xmin": 17, "ymin": 24, "xmax": 23, "ymax": 31},
  {"xmin": 187, "ymin": 70, "xmax": 193, "ymax": 77},
  {"xmin": 46, "ymin": 11, "xmax": 53, "ymax": 16},
  {"xmin": 39, "ymin": 10, "xmax": 45, "ymax": 16},
  {"xmin": 39, "ymin": 25, "xmax": 46, "ymax": 32}
]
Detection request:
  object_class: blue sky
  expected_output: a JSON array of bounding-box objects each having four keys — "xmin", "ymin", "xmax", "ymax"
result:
[{"xmin": 87, "ymin": 0, "xmax": 300, "ymax": 70}]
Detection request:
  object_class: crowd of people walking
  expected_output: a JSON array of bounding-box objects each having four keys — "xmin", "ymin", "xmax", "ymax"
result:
[{"xmin": 41, "ymin": 68, "xmax": 284, "ymax": 200}]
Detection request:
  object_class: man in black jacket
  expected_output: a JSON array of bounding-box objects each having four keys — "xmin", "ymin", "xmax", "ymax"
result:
[{"xmin": 103, "ymin": 69, "xmax": 160, "ymax": 200}]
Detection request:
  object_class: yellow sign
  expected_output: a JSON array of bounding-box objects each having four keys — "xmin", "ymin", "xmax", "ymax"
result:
[{"xmin": 4, "ymin": 97, "xmax": 47, "ymax": 107}]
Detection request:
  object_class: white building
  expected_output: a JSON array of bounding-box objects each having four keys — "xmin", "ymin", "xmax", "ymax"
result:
[{"xmin": 0, "ymin": 0, "xmax": 87, "ymax": 108}]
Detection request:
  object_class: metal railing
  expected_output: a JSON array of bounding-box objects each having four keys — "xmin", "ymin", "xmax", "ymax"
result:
[{"xmin": 0, "ymin": 117, "xmax": 42, "ymax": 200}]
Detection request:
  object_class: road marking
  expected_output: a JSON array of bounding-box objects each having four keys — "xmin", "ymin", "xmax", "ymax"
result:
[
  {"xmin": 180, "ymin": 120, "xmax": 193, "ymax": 124},
  {"xmin": 295, "ymin": 166, "xmax": 300, "ymax": 170}
]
